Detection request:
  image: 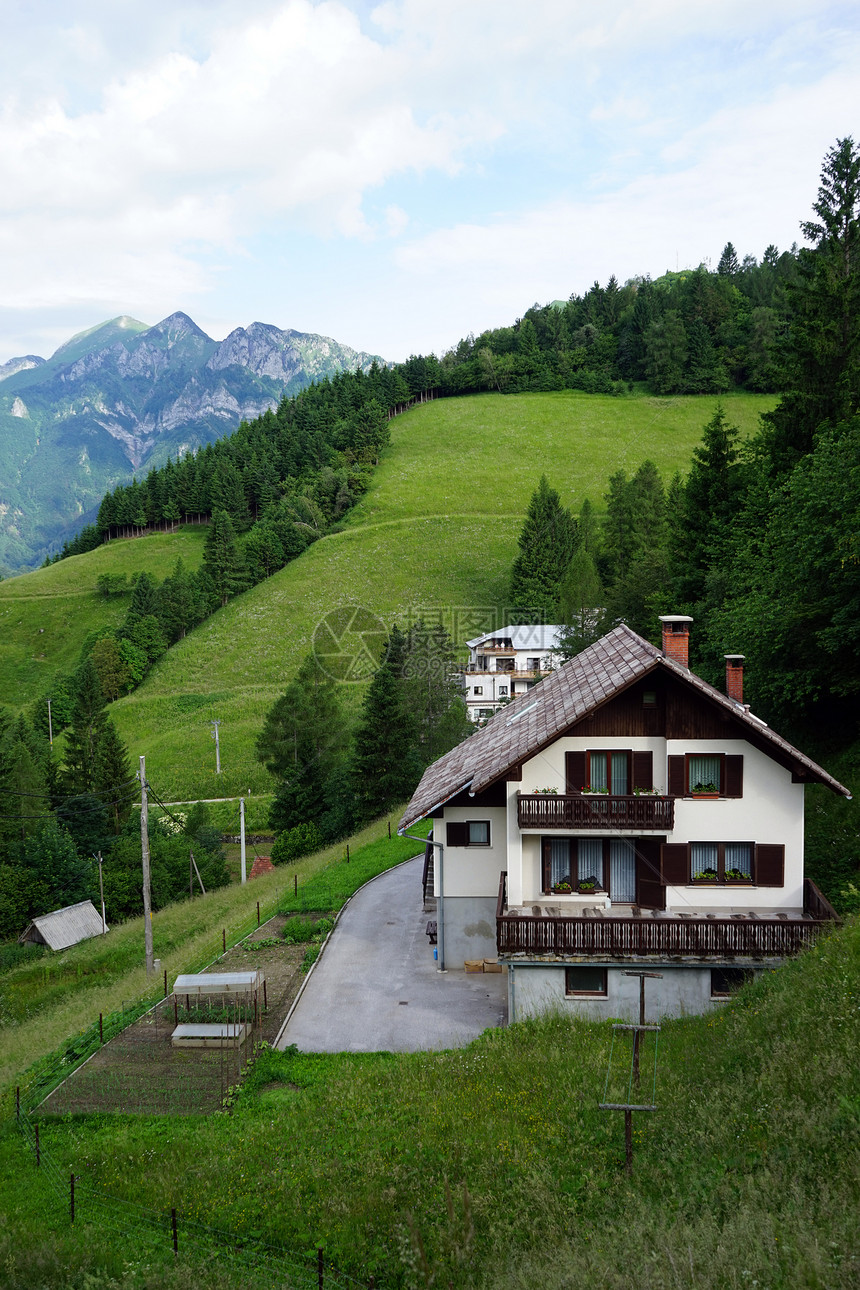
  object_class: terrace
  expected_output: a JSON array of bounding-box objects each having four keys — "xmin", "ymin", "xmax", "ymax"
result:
[{"xmin": 495, "ymin": 872, "xmax": 838, "ymax": 960}]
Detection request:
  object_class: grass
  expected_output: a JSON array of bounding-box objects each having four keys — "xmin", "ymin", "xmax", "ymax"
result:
[
  {"xmin": 1, "ymin": 915, "xmax": 857, "ymax": 1288},
  {"xmin": 0, "ymin": 525, "xmax": 206, "ymax": 707}
]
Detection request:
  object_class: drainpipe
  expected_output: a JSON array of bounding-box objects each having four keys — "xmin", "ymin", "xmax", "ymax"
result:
[{"xmin": 400, "ymin": 831, "xmax": 446, "ymax": 973}]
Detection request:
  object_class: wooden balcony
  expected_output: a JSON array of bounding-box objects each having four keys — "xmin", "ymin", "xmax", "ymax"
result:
[
  {"xmin": 517, "ymin": 792, "xmax": 675, "ymax": 831},
  {"xmin": 495, "ymin": 873, "xmax": 836, "ymax": 960}
]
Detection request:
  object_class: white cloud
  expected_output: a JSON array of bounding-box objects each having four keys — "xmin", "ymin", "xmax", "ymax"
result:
[{"xmin": 0, "ymin": 0, "xmax": 858, "ymax": 359}]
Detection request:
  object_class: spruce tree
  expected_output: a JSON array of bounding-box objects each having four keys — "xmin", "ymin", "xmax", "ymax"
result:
[
  {"xmin": 510, "ymin": 476, "xmax": 578, "ymax": 621},
  {"xmin": 350, "ymin": 628, "xmax": 415, "ymax": 823},
  {"xmin": 63, "ymin": 658, "xmax": 108, "ymax": 794},
  {"xmin": 202, "ymin": 509, "xmax": 247, "ymax": 606}
]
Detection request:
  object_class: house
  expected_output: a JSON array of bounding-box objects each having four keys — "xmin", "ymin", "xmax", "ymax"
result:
[
  {"xmin": 399, "ymin": 617, "xmax": 850, "ymax": 1021},
  {"xmin": 460, "ymin": 624, "xmax": 564, "ymax": 723}
]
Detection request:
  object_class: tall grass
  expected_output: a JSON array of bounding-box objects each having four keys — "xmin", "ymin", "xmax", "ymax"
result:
[{"xmin": 7, "ymin": 916, "xmax": 857, "ymax": 1289}]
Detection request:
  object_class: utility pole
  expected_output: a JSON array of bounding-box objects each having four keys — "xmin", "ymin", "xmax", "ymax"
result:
[
  {"xmin": 239, "ymin": 794, "xmax": 247, "ymax": 884},
  {"xmin": 93, "ymin": 852, "xmax": 106, "ymax": 934},
  {"xmin": 210, "ymin": 720, "xmax": 221, "ymax": 774},
  {"xmin": 140, "ymin": 756, "xmax": 154, "ymax": 975},
  {"xmin": 47, "ymin": 699, "xmax": 53, "ymax": 746}
]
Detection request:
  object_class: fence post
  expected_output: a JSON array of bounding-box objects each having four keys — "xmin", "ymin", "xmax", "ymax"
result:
[
  {"xmin": 99, "ymin": 1013, "xmax": 103, "ymax": 1044},
  {"xmin": 346, "ymin": 844, "xmax": 350, "ymax": 863},
  {"xmin": 318, "ymin": 1246, "xmax": 324, "ymax": 1289},
  {"xmin": 222, "ymin": 929, "xmax": 226, "ymax": 954},
  {"xmin": 164, "ymin": 969, "xmax": 168, "ymax": 998},
  {"xmin": 172, "ymin": 1207, "xmax": 178, "ymax": 1255},
  {"xmin": 256, "ymin": 901, "xmax": 260, "ymax": 927},
  {"xmin": 35, "ymin": 1123, "xmax": 40, "ymax": 1167},
  {"xmin": 388, "ymin": 820, "xmax": 391, "ymax": 839},
  {"xmin": 294, "ymin": 874, "xmax": 297, "ymax": 897},
  {"xmin": 15, "ymin": 1086, "xmax": 19, "ymax": 1119},
  {"xmin": 70, "ymin": 1173, "xmax": 75, "ymax": 1224}
]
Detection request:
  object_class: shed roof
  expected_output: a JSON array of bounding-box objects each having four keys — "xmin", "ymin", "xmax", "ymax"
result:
[
  {"xmin": 19, "ymin": 900, "xmax": 107, "ymax": 951},
  {"xmin": 400, "ymin": 623, "xmax": 851, "ymax": 831}
]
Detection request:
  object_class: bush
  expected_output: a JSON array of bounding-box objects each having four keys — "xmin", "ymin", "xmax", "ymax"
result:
[
  {"xmin": 271, "ymin": 821, "xmax": 323, "ymax": 865},
  {"xmin": 282, "ymin": 915, "xmax": 334, "ymax": 945}
]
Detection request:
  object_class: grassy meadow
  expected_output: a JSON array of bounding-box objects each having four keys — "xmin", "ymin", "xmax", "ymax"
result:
[
  {"xmin": 98, "ymin": 390, "xmax": 772, "ymax": 800},
  {"xmin": 0, "ymin": 525, "xmax": 207, "ymax": 708},
  {"xmin": 1, "ymin": 913, "xmax": 857, "ymax": 1289}
]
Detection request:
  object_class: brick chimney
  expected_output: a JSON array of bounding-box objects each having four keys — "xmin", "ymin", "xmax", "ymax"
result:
[
  {"xmin": 659, "ymin": 615, "xmax": 693, "ymax": 668},
  {"xmin": 724, "ymin": 655, "xmax": 744, "ymax": 705}
]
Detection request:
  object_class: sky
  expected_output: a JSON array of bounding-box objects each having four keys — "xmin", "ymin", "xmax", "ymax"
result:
[{"xmin": 1, "ymin": 0, "xmax": 859, "ymax": 364}]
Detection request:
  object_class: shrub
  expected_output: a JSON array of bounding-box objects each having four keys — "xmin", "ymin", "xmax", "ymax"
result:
[{"xmin": 271, "ymin": 821, "xmax": 323, "ymax": 865}]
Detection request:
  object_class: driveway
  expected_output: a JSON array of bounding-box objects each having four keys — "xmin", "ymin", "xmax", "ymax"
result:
[{"xmin": 275, "ymin": 856, "xmax": 507, "ymax": 1052}]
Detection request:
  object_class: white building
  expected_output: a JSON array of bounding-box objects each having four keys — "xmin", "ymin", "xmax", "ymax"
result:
[
  {"xmin": 401, "ymin": 617, "xmax": 850, "ymax": 1021},
  {"xmin": 460, "ymin": 624, "xmax": 564, "ymax": 723}
]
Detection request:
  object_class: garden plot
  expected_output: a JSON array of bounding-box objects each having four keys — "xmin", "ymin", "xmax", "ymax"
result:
[{"xmin": 36, "ymin": 914, "xmax": 326, "ymax": 1117}]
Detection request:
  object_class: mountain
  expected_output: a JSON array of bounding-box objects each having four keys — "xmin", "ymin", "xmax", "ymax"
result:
[{"xmin": 0, "ymin": 312, "xmax": 385, "ymax": 571}]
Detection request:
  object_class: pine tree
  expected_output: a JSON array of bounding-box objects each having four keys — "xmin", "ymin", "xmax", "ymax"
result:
[
  {"xmin": 202, "ymin": 509, "xmax": 247, "ymax": 606},
  {"xmin": 94, "ymin": 718, "xmax": 134, "ymax": 833},
  {"xmin": 350, "ymin": 627, "xmax": 415, "ymax": 823},
  {"xmin": 63, "ymin": 659, "xmax": 108, "ymax": 794},
  {"xmin": 510, "ymin": 476, "xmax": 578, "ymax": 621},
  {"xmin": 763, "ymin": 137, "xmax": 860, "ymax": 472}
]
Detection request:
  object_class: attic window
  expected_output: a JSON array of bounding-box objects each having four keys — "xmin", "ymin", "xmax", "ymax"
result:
[
  {"xmin": 642, "ymin": 690, "xmax": 657, "ymax": 707},
  {"xmin": 506, "ymin": 700, "xmax": 540, "ymax": 725}
]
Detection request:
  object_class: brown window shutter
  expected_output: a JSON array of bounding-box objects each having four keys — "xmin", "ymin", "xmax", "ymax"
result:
[
  {"xmin": 632, "ymin": 750, "xmax": 653, "ymax": 791},
  {"xmin": 542, "ymin": 838, "xmax": 551, "ymax": 892},
  {"xmin": 446, "ymin": 822, "xmax": 468, "ymax": 847},
  {"xmin": 661, "ymin": 843, "xmax": 690, "ymax": 885},
  {"xmin": 725, "ymin": 755, "xmax": 744, "ymax": 798},
  {"xmin": 755, "ymin": 844, "xmax": 784, "ymax": 886},
  {"xmin": 668, "ymin": 755, "xmax": 685, "ymax": 797},
  {"xmin": 565, "ymin": 751, "xmax": 587, "ymax": 794}
]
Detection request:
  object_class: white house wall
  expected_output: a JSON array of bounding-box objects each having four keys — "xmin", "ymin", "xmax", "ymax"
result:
[
  {"xmin": 517, "ymin": 735, "xmax": 805, "ymax": 911},
  {"xmin": 435, "ymin": 806, "xmax": 507, "ymax": 899}
]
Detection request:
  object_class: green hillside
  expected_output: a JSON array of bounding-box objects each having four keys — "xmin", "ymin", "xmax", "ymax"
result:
[
  {"xmin": 2, "ymin": 390, "xmax": 774, "ymax": 799},
  {"xmin": 0, "ymin": 526, "xmax": 207, "ymax": 707}
]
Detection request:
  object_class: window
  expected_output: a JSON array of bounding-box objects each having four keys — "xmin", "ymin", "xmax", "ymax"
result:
[
  {"xmin": 566, "ymin": 966, "xmax": 607, "ymax": 996},
  {"xmin": 468, "ymin": 820, "xmax": 490, "ymax": 846},
  {"xmin": 691, "ymin": 842, "xmax": 753, "ymax": 882},
  {"xmin": 527, "ymin": 657, "xmax": 540, "ymax": 671},
  {"xmin": 446, "ymin": 820, "xmax": 491, "ymax": 846},
  {"xmin": 565, "ymin": 750, "xmax": 654, "ymax": 795},
  {"xmin": 668, "ymin": 754, "xmax": 744, "ymax": 798},
  {"xmin": 498, "ymin": 685, "xmax": 508, "ymax": 696},
  {"xmin": 661, "ymin": 842, "xmax": 783, "ymax": 885},
  {"xmin": 642, "ymin": 689, "xmax": 657, "ymax": 708},
  {"xmin": 543, "ymin": 837, "xmax": 636, "ymax": 898},
  {"xmin": 473, "ymin": 686, "xmax": 483, "ymax": 695},
  {"xmin": 711, "ymin": 967, "xmax": 753, "ymax": 998}
]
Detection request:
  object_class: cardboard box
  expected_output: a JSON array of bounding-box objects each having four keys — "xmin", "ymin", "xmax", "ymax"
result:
[
  {"xmin": 464, "ymin": 960, "xmax": 484, "ymax": 973},
  {"xmin": 483, "ymin": 959, "xmax": 503, "ymax": 973}
]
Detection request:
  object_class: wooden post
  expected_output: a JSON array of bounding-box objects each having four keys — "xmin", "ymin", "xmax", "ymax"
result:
[
  {"xmin": 164, "ymin": 969, "xmax": 168, "ymax": 998},
  {"xmin": 15, "ymin": 1086, "xmax": 19, "ymax": 1119},
  {"xmin": 625, "ymin": 1110, "xmax": 633, "ymax": 1175},
  {"xmin": 35, "ymin": 1123, "xmax": 40, "ymax": 1167},
  {"xmin": 388, "ymin": 820, "xmax": 391, "ymax": 839},
  {"xmin": 256, "ymin": 901, "xmax": 260, "ymax": 927},
  {"xmin": 172, "ymin": 1207, "xmax": 178, "ymax": 1255},
  {"xmin": 294, "ymin": 874, "xmax": 297, "ymax": 897},
  {"xmin": 99, "ymin": 1013, "xmax": 103, "ymax": 1044},
  {"xmin": 346, "ymin": 844, "xmax": 350, "ymax": 863},
  {"xmin": 240, "ymin": 795, "xmax": 247, "ymax": 884},
  {"xmin": 70, "ymin": 1173, "xmax": 75, "ymax": 1223},
  {"xmin": 222, "ymin": 928, "xmax": 226, "ymax": 954},
  {"xmin": 263, "ymin": 979, "xmax": 267, "ymax": 1011}
]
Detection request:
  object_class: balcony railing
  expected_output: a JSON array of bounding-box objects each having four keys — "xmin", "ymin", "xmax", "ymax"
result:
[
  {"xmin": 495, "ymin": 872, "xmax": 836, "ymax": 959},
  {"xmin": 517, "ymin": 792, "xmax": 675, "ymax": 831}
]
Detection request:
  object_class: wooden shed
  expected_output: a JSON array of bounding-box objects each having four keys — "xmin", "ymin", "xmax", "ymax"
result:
[{"xmin": 18, "ymin": 899, "xmax": 107, "ymax": 951}]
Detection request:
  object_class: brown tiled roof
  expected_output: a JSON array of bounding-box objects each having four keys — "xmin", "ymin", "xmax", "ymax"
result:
[{"xmin": 398, "ymin": 623, "xmax": 851, "ymax": 831}]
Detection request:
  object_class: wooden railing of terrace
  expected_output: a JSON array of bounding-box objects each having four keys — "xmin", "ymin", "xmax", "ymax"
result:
[
  {"xmin": 517, "ymin": 793, "xmax": 675, "ymax": 831},
  {"xmin": 495, "ymin": 871, "xmax": 834, "ymax": 959}
]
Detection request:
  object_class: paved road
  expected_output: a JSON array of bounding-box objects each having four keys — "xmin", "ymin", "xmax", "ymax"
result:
[{"xmin": 276, "ymin": 856, "xmax": 507, "ymax": 1052}]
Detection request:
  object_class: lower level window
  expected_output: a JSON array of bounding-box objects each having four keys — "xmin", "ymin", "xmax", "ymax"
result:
[
  {"xmin": 565, "ymin": 966, "xmax": 607, "ymax": 996},
  {"xmin": 711, "ymin": 967, "xmax": 753, "ymax": 998},
  {"xmin": 467, "ymin": 820, "xmax": 490, "ymax": 846}
]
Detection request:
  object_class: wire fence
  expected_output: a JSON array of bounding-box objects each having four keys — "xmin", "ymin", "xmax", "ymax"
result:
[{"xmin": 15, "ymin": 1100, "xmax": 372, "ymax": 1288}]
